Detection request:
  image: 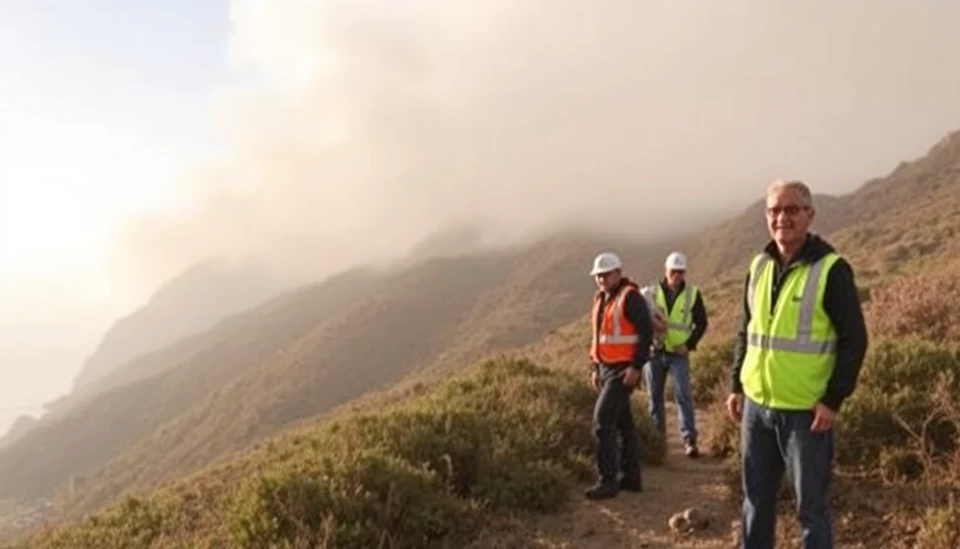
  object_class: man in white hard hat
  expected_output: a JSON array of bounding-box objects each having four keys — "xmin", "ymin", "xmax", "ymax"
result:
[
  {"xmin": 644, "ymin": 251, "xmax": 709, "ymax": 458},
  {"xmin": 586, "ymin": 251, "xmax": 656, "ymax": 500}
]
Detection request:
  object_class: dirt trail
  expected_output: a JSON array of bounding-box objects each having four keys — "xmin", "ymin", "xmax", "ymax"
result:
[{"xmin": 475, "ymin": 404, "xmax": 740, "ymax": 548}]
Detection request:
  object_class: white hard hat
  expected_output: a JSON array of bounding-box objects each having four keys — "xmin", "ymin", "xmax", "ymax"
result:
[
  {"xmin": 664, "ymin": 251, "xmax": 688, "ymax": 271},
  {"xmin": 590, "ymin": 252, "xmax": 623, "ymax": 276}
]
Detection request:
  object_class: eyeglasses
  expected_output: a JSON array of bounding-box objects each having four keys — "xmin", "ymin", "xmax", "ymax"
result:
[{"xmin": 766, "ymin": 204, "xmax": 809, "ymax": 217}]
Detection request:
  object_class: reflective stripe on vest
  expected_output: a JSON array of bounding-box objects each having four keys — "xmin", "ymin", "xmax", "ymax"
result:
[
  {"xmin": 598, "ymin": 288, "xmax": 640, "ymax": 345},
  {"xmin": 746, "ymin": 254, "xmax": 837, "ymax": 354}
]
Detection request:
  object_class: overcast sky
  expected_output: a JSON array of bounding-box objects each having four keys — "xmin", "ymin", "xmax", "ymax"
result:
[{"xmin": 1, "ymin": 0, "xmax": 960, "ymax": 433}]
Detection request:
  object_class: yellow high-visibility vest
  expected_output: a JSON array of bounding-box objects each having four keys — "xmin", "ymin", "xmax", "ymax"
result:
[
  {"xmin": 740, "ymin": 252, "xmax": 840, "ymax": 410},
  {"xmin": 653, "ymin": 283, "xmax": 699, "ymax": 353}
]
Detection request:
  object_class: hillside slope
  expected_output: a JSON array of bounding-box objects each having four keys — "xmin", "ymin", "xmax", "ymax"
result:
[
  {"xmin": 0, "ymin": 267, "xmax": 377, "ymax": 503},
  {"xmin": 0, "ymin": 418, "xmax": 37, "ymax": 451},
  {"xmin": 60, "ymin": 234, "xmax": 680, "ymax": 518},
  {"xmin": 0, "ymin": 230, "xmax": 679, "ymax": 520},
  {"xmin": 50, "ymin": 259, "xmax": 290, "ymax": 414},
  {"xmin": 17, "ymin": 358, "xmax": 665, "ymax": 549}
]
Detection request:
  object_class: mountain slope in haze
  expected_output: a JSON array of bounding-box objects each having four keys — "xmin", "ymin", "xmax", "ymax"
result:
[
  {"xmin": 60, "ymin": 233, "xmax": 682, "ymax": 517},
  {"xmin": 0, "ymin": 230, "xmax": 681, "ymax": 517},
  {"xmin": 60, "ymin": 259, "xmax": 291, "ymax": 405},
  {"xmin": 45, "ymin": 224, "xmax": 487, "ymax": 425},
  {"xmin": 0, "ymin": 417, "xmax": 37, "ymax": 450},
  {"xmin": 0, "ymin": 267, "xmax": 378, "ymax": 503},
  {"xmin": 0, "ymin": 259, "xmax": 290, "ymax": 451}
]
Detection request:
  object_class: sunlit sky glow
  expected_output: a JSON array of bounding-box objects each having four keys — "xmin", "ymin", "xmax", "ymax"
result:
[
  {"xmin": 0, "ymin": 0, "xmax": 229, "ymax": 283},
  {"xmin": 0, "ymin": 0, "xmax": 231, "ymax": 429}
]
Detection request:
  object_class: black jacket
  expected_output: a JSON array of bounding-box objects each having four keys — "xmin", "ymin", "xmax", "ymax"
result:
[
  {"xmin": 656, "ymin": 279, "xmax": 709, "ymax": 351},
  {"xmin": 730, "ymin": 233, "xmax": 868, "ymax": 412},
  {"xmin": 593, "ymin": 277, "xmax": 654, "ymax": 371}
]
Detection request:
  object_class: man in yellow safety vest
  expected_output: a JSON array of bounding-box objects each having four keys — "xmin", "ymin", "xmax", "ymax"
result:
[
  {"xmin": 727, "ymin": 180, "xmax": 868, "ymax": 549},
  {"xmin": 643, "ymin": 251, "xmax": 709, "ymax": 458}
]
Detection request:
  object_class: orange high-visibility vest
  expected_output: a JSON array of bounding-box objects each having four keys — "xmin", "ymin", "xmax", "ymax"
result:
[{"xmin": 590, "ymin": 282, "xmax": 641, "ymax": 364}]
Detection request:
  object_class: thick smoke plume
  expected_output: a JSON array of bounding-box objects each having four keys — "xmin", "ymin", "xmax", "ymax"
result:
[{"xmin": 109, "ymin": 0, "xmax": 960, "ymax": 299}]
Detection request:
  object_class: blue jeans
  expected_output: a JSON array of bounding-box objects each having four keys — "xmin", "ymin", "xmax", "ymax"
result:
[
  {"xmin": 643, "ymin": 353, "xmax": 698, "ymax": 445},
  {"xmin": 741, "ymin": 396, "xmax": 835, "ymax": 549},
  {"xmin": 593, "ymin": 365, "xmax": 641, "ymax": 484}
]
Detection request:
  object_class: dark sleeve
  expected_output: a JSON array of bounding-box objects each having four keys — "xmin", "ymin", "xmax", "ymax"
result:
[
  {"xmin": 820, "ymin": 259, "xmax": 869, "ymax": 412},
  {"xmin": 623, "ymin": 290, "xmax": 653, "ymax": 370},
  {"xmin": 685, "ymin": 291, "xmax": 709, "ymax": 351},
  {"xmin": 590, "ymin": 295, "xmax": 600, "ymax": 372},
  {"xmin": 730, "ymin": 272, "xmax": 751, "ymax": 394}
]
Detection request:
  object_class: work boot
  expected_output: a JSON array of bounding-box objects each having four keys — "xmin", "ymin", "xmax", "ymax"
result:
[
  {"xmin": 684, "ymin": 442, "xmax": 700, "ymax": 459},
  {"xmin": 619, "ymin": 476, "xmax": 643, "ymax": 493},
  {"xmin": 584, "ymin": 481, "xmax": 619, "ymax": 500}
]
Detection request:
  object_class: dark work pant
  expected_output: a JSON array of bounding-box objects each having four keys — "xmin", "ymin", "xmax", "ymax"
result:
[
  {"xmin": 741, "ymin": 396, "xmax": 835, "ymax": 549},
  {"xmin": 593, "ymin": 364, "xmax": 640, "ymax": 485}
]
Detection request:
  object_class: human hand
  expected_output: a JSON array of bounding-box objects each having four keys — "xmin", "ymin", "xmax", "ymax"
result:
[
  {"xmin": 811, "ymin": 402, "xmax": 836, "ymax": 432},
  {"xmin": 622, "ymin": 366, "xmax": 641, "ymax": 388},
  {"xmin": 590, "ymin": 371, "xmax": 601, "ymax": 393},
  {"xmin": 674, "ymin": 344, "xmax": 689, "ymax": 357},
  {"xmin": 726, "ymin": 393, "xmax": 743, "ymax": 423}
]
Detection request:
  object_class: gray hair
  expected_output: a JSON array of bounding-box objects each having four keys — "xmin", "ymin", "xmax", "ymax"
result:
[{"xmin": 766, "ymin": 179, "xmax": 813, "ymax": 207}]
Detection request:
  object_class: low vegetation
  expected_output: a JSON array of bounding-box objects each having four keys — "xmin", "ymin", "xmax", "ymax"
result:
[{"xmin": 16, "ymin": 358, "xmax": 665, "ymax": 549}]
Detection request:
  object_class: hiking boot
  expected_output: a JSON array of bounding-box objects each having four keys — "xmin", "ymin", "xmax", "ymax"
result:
[
  {"xmin": 684, "ymin": 442, "xmax": 700, "ymax": 459},
  {"xmin": 619, "ymin": 476, "xmax": 643, "ymax": 493},
  {"xmin": 584, "ymin": 481, "xmax": 619, "ymax": 500}
]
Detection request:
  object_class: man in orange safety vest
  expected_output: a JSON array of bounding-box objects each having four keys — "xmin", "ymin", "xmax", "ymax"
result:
[{"xmin": 587, "ymin": 251, "xmax": 659, "ymax": 500}]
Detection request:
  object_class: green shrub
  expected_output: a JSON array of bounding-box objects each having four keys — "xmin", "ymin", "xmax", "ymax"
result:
[
  {"xmin": 915, "ymin": 503, "xmax": 960, "ymax": 549},
  {"xmin": 28, "ymin": 495, "xmax": 174, "ymax": 549},
  {"xmin": 877, "ymin": 447, "xmax": 925, "ymax": 484},
  {"xmin": 865, "ymin": 271, "xmax": 960, "ymax": 347},
  {"xmin": 227, "ymin": 450, "xmax": 473, "ymax": 549},
  {"xmin": 690, "ymin": 340, "xmax": 735, "ymax": 405},
  {"xmin": 836, "ymin": 338, "xmax": 960, "ymax": 468},
  {"xmin": 26, "ymin": 357, "xmax": 666, "ymax": 549},
  {"xmin": 328, "ymin": 408, "xmax": 497, "ymax": 499}
]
